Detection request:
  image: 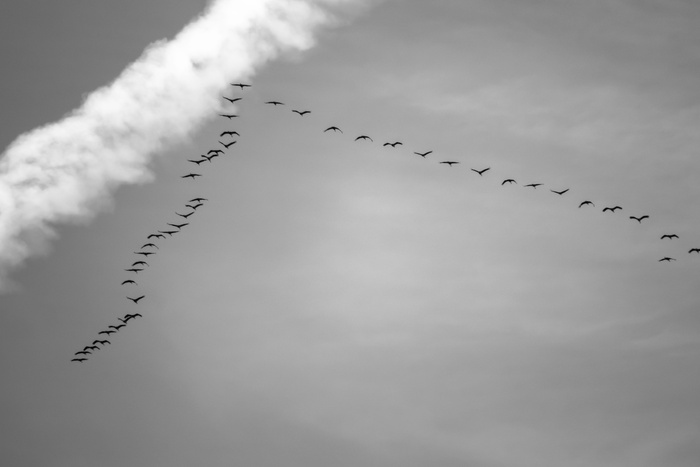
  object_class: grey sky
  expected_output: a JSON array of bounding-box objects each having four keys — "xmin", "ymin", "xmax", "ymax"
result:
[{"xmin": 1, "ymin": 1, "xmax": 699, "ymax": 466}]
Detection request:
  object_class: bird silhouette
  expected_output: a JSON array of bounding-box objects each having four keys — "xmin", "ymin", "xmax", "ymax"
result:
[
  {"xmin": 98, "ymin": 330, "xmax": 115, "ymax": 336},
  {"xmin": 176, "ymin": 211, "xmax": 194, "ymax": 219},
  {"xmin": 292, "ymin": 109, "xmax": 311, "ymax": 116},
  {"xmin": 131, "ymin": 261, "xmax": 148, "ymax": 267},
  {"xmin": 220, "ymin": 131, "xmax": 239, "ymax": 137},
  {"xmin": 203, "ymin": 154, "xmax": 219, "ymax": 162},
  {"xmin": 86, "ymin": 345, "xmax": 100, "ymax": 351},
  {"xmin": 550, "ymin": 188, "xmax": 569, "ymax": 195},
  {"xmin": 265, "ymin": 101, "xmax": 284, "ymax": 106},
  {"xmin": 220, "ymin": 140, "xmax": 236, "ymax": 149},
  {"xmin": 189, "ymin": 198, "xmax": 208, "ymax": 203},
  {"xmin": 219, "ymin": 114, "xmax": 238, "ymax": 119},
  {"xmin": 524, "ymin": 183, "xmax": 542, "ymax": 189},
  {"xmin": 689, "ymin": 248, "xmax": 700, "ymax": 253},
  {"xmin": 471, "ymin": 167, "xmax": 490, "ymax": 176},
  {"xmin": 501, "ymin": 179, "xmax": 517, "ymax": 185},
  {"xmin": 158, "ymin": 230, "xmax": 178, "ymax": 236},
  {"xmin": 109, "ymin": 324, "xmax": 126, "ymax": 330},
  {"xmin": 121, "ymin": 280, "xmax": 137, "ymax": 285},
  {"xmin": 127, "ymin": 295, "xmax": 145, "ymax": 304},
  {"xmin": 658, "ymin": 257, "xmax": 676, "ymax": 262},
  {"xmin": 124, "ymin": 268, "xmax": 143, "ymax": 273},
  {"xmin": 660, "ymin": 234, "xmax": 679, "ymax": 240},
  {"xmin": 141, "ymin": 243, "xmax": 158, "ymax": 249},
  {"xmin": 440, "ymin": 161, "xmax": 459, "ymax": 166},
  {"xmin": 93, "ymin": 340, "xmax": 110, "ymax": 346},
  {"xmin": 602, "ymin": 206, "xmax": 623, "ymax": 212},
  {"xmin": 71, "ymin": 358, "xmax": 88, "ymax": 363},
  {"xmin": 414, "ymin": 151, "xmax": 432, "ymax": 158},
  {"xmin": 222, "ymin": 96, "xmax": 242, "ymax": 103},
  {"xmin": 208, "ymin": 149, "xmax": 224, "ymax": 155},
  {"xmin": 75, "ymin": 350, "xmax": 91, "ymax": 356},
  {"xmin": 134, "ymin": 251, "xmax": 155, "ymax": 257},
  {"xmin": 187, "ymin": 158, "xmax": 206, "ymax": 165},
  {"xmin": 182, "ymin": 173, "xmax": 202, "ymax": 179},
  {"xmin": 324, "ymin": 126, "xmax": 343, "ymax": 133},
  {"xmin": 167, "ymin": 223, "xmax": 188, "ymax": 230},
  {"xmin": 186, "ymin": 203, "xmax": 204, "ymax": 210},
  {"xmin": 382, "ymin": 141, "xmax": 403, "ymax": 147},
  {"xmin": 147, "ymin": 234, "xmax": 165, "ymax": 240},
  {"xmin": 629, "ymin": 215, "xmax": 649, "ymax": 223},
  {"xmin": 579, "ymin": 201, "xmax": 594, "ymax": 208},
  {"xmin": 230, "ymin": 83, "xmax": 251, "ymax": 89},
  {"xmin": 355, "ymin": 135, "xmax": 373, "ymax": 142}
]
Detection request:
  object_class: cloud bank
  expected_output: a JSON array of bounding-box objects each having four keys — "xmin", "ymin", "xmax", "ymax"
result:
[{"xmin": 0, "ymin": 0, "xmax": 349, "ymax": 292}]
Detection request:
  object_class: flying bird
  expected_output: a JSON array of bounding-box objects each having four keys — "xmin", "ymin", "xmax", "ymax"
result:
[
  {"xmin": 75, "ymin": 351, "xmax": 91, "ymax": 356},
  {"xmin": 501, "ymin": 179, "xmax": 517, "ymax": 185},
  {"xmin": 182, "ymin": 173, "xmax": 202, "ymax": 179},
  {"xmin": 93, "ymin": 340, "xmax": 110, "ymax": 346},
  {"xmin": 220, "ymin": 140, "xmax": 236, "ymax": 149},
  {"xmin": 324, "ymin": 126, "xmax": 343, "ymax": 133},
  {"xmin": 440, "ymin": 161, "xmax": 459, "ymax": 166},
  {"xmin": 524, "ymin": 183, "xmax": 542, "ymax": 189},
  {"xmin": 134, "ymin": 251, "xmax": 155, "ymax": 257},
  {"xmin": 265, "ymin": 101, "xmax": 284, "ymax": 106},
  {"xmin": 187, "ymin": 158, "xmax": 206, "ymax": 165},
  {"xmin": 208, "ymin": 149, "xmax": 224, "ymax": 155},
  {"xmin": 109, "ymin": 324, "xmax": 126, "ymax": 330},
  {"xmin": 141, "ymin": 243, "xmax": 158, "ymax": 249},
  {"xmin": 629, "ymin": 215, "xmax": 649, "ymax": 223},
  {"xmin": 124, "ymin": 268, "xmax": 143, "ymax": 273},
  {"xmin": 550, "ymin": 188, "xmax": 569, "ymax": 195},
  {"xmin": 189, "ymin": 198, "xmax": 208, "ymax": 203},
  {"xmin": 355, "ymin": 135, "xmax": 373, "ymax": 142},
  {"xmin": 121, "ymin": 280, "xmax": 137, "ymax": 285},
  {"xmin": 167, "ymin": 223, "xmax": 189, "ymax": 230},
  {"xmin": 689, "ymin": 248, "xmax": 700, "ymax": 253},
  {"xmin": 158, "ymin": 230, "xmax": 178, "ymax": 236},
  {"xmin": 131, "ymin": 261, "xmax": 148, "ymax": 267},
  {"xmin": 71, "ymin": 358, "xmax": 88, "ymax": 363},
  {"xmin": 471, "ymin": 167, "xmax": 490, "ymax": 176},
  {"xmin": 658, "ymin": 257, "xmax": 676, "ymax": 262},
  {"xmin": 602, "ymin": 206, "xmax": 623, "ymax": 212},
  {"xmin": 219, "ymin": 114, "xmax": 238, "ymax": 119},
  {"xmin": 222, "ymin": 96, "xmax": 242, "ymax": 103},
  {"xmin": 85, "ymin": 345, "xmax": 100, "ymax": 351},
  {"xmin": 382, "ymin": 141, "xmax": 403, "ymax": 147},
  {"xmin": 414, "ymin": 150, "xmax": 432, "ymax": 158},
  {"xmin": 579, "ymin": 201, "xmax": 594, "ymax": 208},
  {"xmin": 186, "ymin": 203, "xmax": 204, "ymax": 210},
  {"xmin": 127, "ymin": 295, "xmax": 145, "ymax": 304},
  {"xmin": 203, "ymin": 154, "xmax": 219, "ymax": 162},
  {"xmin": 176, "ymin": 211, "xmax": 194, "ymax": 219},
  {"xmin": 660, "ymin": 234, "xmax": 679, "ymax": 240},
  {"xmin": 220, "ymin": 131, "xmax": 239, "ymax": 137},
  {"xmin": 98, "ymin": 330, "xmax": 115, "ymax": 336},
  {"xmin": 230, "ymin": 82, "xmax": 251, "ymax": 89},
  {"xmin": 147, "ymin": 234, "xmax": 165, "ymax": 240},
  {"xmin": 292, "ymin": 109, "xmax": 311, "ymax": 116}
]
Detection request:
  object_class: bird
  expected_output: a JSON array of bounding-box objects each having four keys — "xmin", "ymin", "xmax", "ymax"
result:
[
  {"xmin": 471, "ymin": 167, "xmax": 490, "ymax": 176},
  {"xmin": 167, "ymin": 223, "xmax": 189, "ymax": 230},
  {"xmin": 579, "ymin": 201, "xmax": 594, "ymax": 208},
  {"xmin": 220, "ymin": 131, "xmax": 239, "ymax": 137},
  {"xmin": 602, "ymin": 206, "xmax": 623, "ymax": 212},
  {"xmin": 71, "ymin": 358, "xmax": 88, "ymax": 363},
  {"xmin": 187, "ymin": 158, "xmax": 206, "ymax": 165},
  {"xmin": 689, "ymin": 248, "xmax": 700, "ymax": 253},
  {"xmin": 220, "ymin": 140, "xmax": 236, "ymax": 149},
  {"xmin": 355, "ymin": 135, "xmax": 373, "ymax": 142},
  {"xmin": 382, "ymin": 141, "xmax": 403, "ymax": 147},
  {"xmin": 124, "ymin": 268, "xmax": 143, "ymax": 273},
  {"xmin": 186, "ymin": 203, "xmax": 204, "ymax": 210},
  {"xmin": 121, "ymin": 280, "xmax": 137, "ymax": 285},
  {"xmin": 98, "ymin": 330, "xmax": 115, "ymax": 336},
  {"xmin": 131, "ymin": 261, "xmax": 148, "ymax": 267},
  {"xmin": 230, "ymin": 82, "xmax": 251, "ymax": 89},
  {"xmin": 189, "ymin": 198, "xmax": 208, "ymax": 203},
  {"xmin": 524, "ymin": 183, "xmax": 542, "ymax": 189},
  {"xmin": 219, "ymin": 114, "xmax": 238, "ymax": 119},
  {"xmin": 292, "ymin": 109, "xmax": 311, "ymax": 116},
  {"xmin": 141, "ymin": 243, "xmax": 158, "ymax": 249},
  {"xmin": 550, "ymin": 188, "xmax": 569, "ymax": 195},
  {"xmin": 147, "ymin": 234, "xmax": 165, "ymax": 240},
  {"xmin": 208, "ymin": 149, "xmax": 224, "ymax": 155},
  {"xmin": 203, "ymin": 154, "xmax": 219, "ymax": 162},
  {"xmin": 265, "ymin": 101, "xmax": 284, "ymax": 106},
  {"xmin": 109, "ymin": 324, "xmax": 126, "ymax": 330},
  {"xmin": 75, "ymin": 350, "xmax": 91, "ymax": 356},
  {"xmin": 85, "ymin": 345, "xmax": 100, "ymax": 351},
  {"xmin": 127, "ymin": 295, "xmax": 145, "ymax": 304},
  {"xmin": 222, "ymin": 96, "xmax": 242, "ymax": 103},
  {"xmin": 414, "ymin": 150, "xmax": 432, "ymax": 158},
  {"xmin": 440, "ymin": 161, "xmax": 459, "ymax": 166},
  {"xmin": 324, "ymin": 126, "xmax": 343, "ymax": 133},
  {"xmin": 129, "ymin": 313, "xmax": 143, "ymax": 319},
  {"xmin": 658, "ymin": 257, "xmax": 676, "ymax": 262},
  {"xmin": 182, "ymin": 173, "xmax": 202, "ymax": 179},
  {"xmin": 629, "ymin": 215, "xmax": 649, "ymax": 223},
  {"xmin": 661, "ymin": 234, "xmax": 679, "ymax": 240},
  {"xmin": 176, "ymin": 211, "xmax": 194, "ymax": 219},
  {"xmin": 158, "ymin": 230, "xmax": 178, "ymax": 236},
  {"xmin": 93, "ymin": 340, "xmax": 110, "ymax": 346},
  {"xmin": 134, "ymin": 251, "xmax": 155, "ymax": 257},
  {"xmin": 501, "ymin": 179, "xmax": 517, "ymax": 185}
]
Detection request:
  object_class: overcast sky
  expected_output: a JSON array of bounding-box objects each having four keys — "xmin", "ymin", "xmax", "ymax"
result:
[{"xmin": 1, "ymin": 1, "xmax": 699, "ymax": 466}]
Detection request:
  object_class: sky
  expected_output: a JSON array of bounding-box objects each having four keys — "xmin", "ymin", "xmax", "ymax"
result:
[{"xmin": 1, "ymin": 0, "xmax": 699, "ymax": 466}]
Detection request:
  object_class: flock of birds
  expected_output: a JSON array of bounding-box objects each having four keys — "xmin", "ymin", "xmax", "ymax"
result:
[{"xmin": 71, "ymin": 82, "xmax": 698, "ymax": 362}]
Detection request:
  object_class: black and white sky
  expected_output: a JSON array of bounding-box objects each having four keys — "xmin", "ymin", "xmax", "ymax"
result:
[{"xmin": 1, "ymin": 1, "xmax": 699, "ymax": 466}]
